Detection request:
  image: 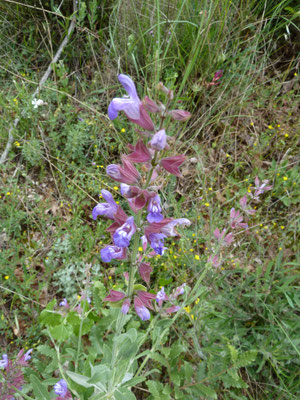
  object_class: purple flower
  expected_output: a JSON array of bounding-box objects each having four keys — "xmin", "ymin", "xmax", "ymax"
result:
[
  {"xmin": 120, "ymin": 183, "xmax": 132, "ymax": 197},
  {"xmin": 149, "ymin": 233, "xmax": 167, "ymax": 255},
  {"xmin": 166, "ymin": 305, "xmax": 180, "ymax": 314},
  {"xmin": 208, "ymin": 254, "xmax": 221, "ymax": 268},
  {"xmin": 54, "ymin": 379, "xmax": 70, "ymax": 398},
  {"xmin": 92, "ymin": 189, "xmax": 118, "ymax": 220},
  {"xmin": 101, "ymin": 245, "xmax": 127, "ymax": 262},
  {"xmin": 147, "ymin": 195, "xmax": 163, "ymax": 223},
  {"xmin": 249, "ymin": 177, "xmax": 272, "ymax": 201},
  {"xmin": 134, "ymin": 296, "xmax": 151, "ymax": 321},
  {"xmin": 59, "ymin": 298, "xmax": 70, "ymax": 308},
  {"xmin": 106, "ymin": 157, "xmax": 140, "ymax": 185},
  {"xmin": 106, "ymin": 164, "xmax": 122, "ymax": 180},
  {"xmin": 149, "ymin": 129, "xmax": 167, "ymax": 150},
  {"xmin": 0, "ymin": 354, "xmax": 8, "ymax": 369},
  {"xmin": 230, "ymin": 208, "xmax": 248, "ymax": 229},
  {"xmin": 214, "ymin": 228, "xmax": 233, "ymax": 246},
  {"xmin": 113, "ymin": 216, "xmax": 136, "ymax": 247},
  {"xmin": 160, "ymin": 155, "xmax": 186, "ymax": 177},
  {"xmin": 156, "ymin": 287, "xmax": 168, "ymax": 306},
  {"xmin": 170, "ymin": 283, "xmax": 186, "ymax": 300},
  {"xmin": 121, "ymin": 298, "xmax": 131, "ymax": 314},
  {"xmin": 138, "ymin": 262, "xmax": 152, "ymax": 284},
  {"xmin": 103, "ymin": 290, "xmax": 125, "ymax": 304},
  {"xmin": 168, "ymin": 110, "xmax": 191, "ymax": 121},
  {"xmin": 240, "ymin": 195, "xmax": 256, "ymax": 215},
  {"xmin": 108, "ymin": 75, "xmax": 140, "ymax": 120},
  {"xmin": 23, "ymin": 349, "xmax": 33, "ymax": 362},
  {"xmin": 108, "ymin": 74, "xmax": 154, "ymax": 131},
  {"xmin": 161, "ymin": 218, "xmax": 191, "ymax": 237}
]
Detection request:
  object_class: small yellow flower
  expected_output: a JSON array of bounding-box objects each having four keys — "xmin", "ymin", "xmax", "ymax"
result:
[
  {"xmin": 4, "ymin": 276, "xmax": 9, "ymax": 280},
  {"xmin": 184, "ymin": 306, "xmax": 191, "ymax": 313},
  {"xmin": 247, "ymin": 189, "xmax": 251, "ymax": 193},
  {"xmin": 195, "ymin": 255, "xmax": 200, "ymax": 260},
  {"xmin": 94, "ymin": 145, "xmax": 97, "ymax": 148},
  {"xmin": 97, "ymin": 165, "xmax": 100, "ymax": 168},
  {"xmin": 138, "ymin": 247, "xmax": 143, "ymax": 252},
  {"xmin": 173, "ymin": 255, "xmax": 177, "ymax": 259},
  {"xmin": 116, "ymin": 201, "xmax": 119, "ymax": 204},
  {"xmin": 195, "ymin": 298, "xmax": 200, "ymax": 304},
  {"xmin": 121, "ymin": 128, "xmax": 126, "ymax": 133},
  {"xmin": 268, "ymin": 125, "xmax": 274, "ymax": 129},
  {"xmin": 192, "ymin": 233, "xmax": 195, "ymax": 237},
  {"xmin": 283, "ymin": 176, "xmax": 288, "ymax": 181},
  {"xmin": 108, "ymin": 276, "xmax": 112, "ymax": 280},
  {"xmin": 277, "ymin": 124, "xmax": 280, "ymax": 128},
  {"xmin": 6, "ymin": 192, "xmax": 11, "ymax": 196},
  {"xmin": 208, "ymin": 187, "xmax": 212, "ymax": 191},
  {"xmin": 294, "ymin": 72, "xmax": 298, "ymax": 77},
  {"xmin": 204, "ymin": 202, "xmax": 210, "ymax": 207},
  {"xmin": 254, "ymin": 142, "xmax": 257, "ymax": 146},
  {"xmin": 279, "ymin": 247, "xmax": 282, "ymax": 251},
  {"xmin": 77, "ymin": 295, "xmax": 81, "ymax": 300},
  {"xmin": 284, "ymin": 134, "xmax": 289, "ymax": 138},
  {"xmin": 189, "ymin": 248, "xmax": 194, "ymax": 252},
  {"xmin": 113, "ymin": 186, "xmax": 118, "ymax": 190},
  {"xmin": 100, "ymin": 165, "xmax": 104, "ymax": 168},
  {"xmin": 250, "ymin": 122, "xmax": 254, "ymax": 126},
  {"xmin": 280, "ymin": 226, "xmax": 285, "ymax": 230},
  {"xmin": 226, "ymin": 153, "xmax": 230, "ymax": 158}
]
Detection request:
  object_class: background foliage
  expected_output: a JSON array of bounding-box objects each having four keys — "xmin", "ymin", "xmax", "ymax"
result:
[{"xmin": 0, "ymin": 0, "xmax": 299, "ymax": 398}]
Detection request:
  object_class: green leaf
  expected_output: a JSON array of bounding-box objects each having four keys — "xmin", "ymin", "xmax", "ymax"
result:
[
  {"xmin": 146, "ymin": 380, "xmax": 161, "ymax": 397},
  {"xmin": 122, "ymin": 375, "xmax": 146, "ymax": 388},
  {"xmin": 115, "ymin": 387, "xmax": 137, "ymax": 400},
  {"xmin": 133, "ymin": 284, "xmax": 147, "ymax": 292},
  {"xmin": 192, "ymin": 383, "xmax": 217, "ymax": 399},
  {"xmin": 66, "ymin": 370, "xmax": 95, "ymax": 389},
  {"xmin": 39, "ymin": 310, "xmax": 62, "ymax": 327},
  {"xmin": 73, "ymin": 318, "xmax": 94, "ymax": 336},
  {"xmin": 235, "ymin": 350, "xmax": 257, "ymax": 368},
  {"xmin": 228, "ymin": 344, "xmax": 238, "ymax": 363},
  {"xmin": 143, "ymin": 350, "xmax": 169, "ymax": 369},
  {"xmin": 49, "ymin": 323, "xmax": 73, "ymax": 341},
  {"xmin": 88, "ymin": 364, "xmax": 110, "ymax": 386},
  {"xmin": 30, "ymin": 375, "xmax": 51, "ymax": 400}
]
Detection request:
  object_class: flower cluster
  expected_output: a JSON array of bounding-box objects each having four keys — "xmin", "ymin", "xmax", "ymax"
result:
[
  {"xmin": 209, "ymin": 177, "xmax": 272, "ymax": 268},
  {"xmin": 0, "ymin": 349, "xmax": 32, "ymax": 399},
  {"xmin": 93, "ymin": 75, "xmax": 191, "ymax": 320}
]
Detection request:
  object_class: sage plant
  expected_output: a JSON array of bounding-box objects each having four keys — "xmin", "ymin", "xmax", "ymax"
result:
[{"xmin": 93, "ymin": 74, "xmax": 191, "ymax": 320}]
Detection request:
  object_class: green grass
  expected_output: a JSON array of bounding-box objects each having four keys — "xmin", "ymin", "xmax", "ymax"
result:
[{"xmin": 0, "ymin": 0, "xmax": 299, "ymax": 398}]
